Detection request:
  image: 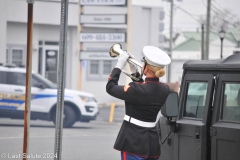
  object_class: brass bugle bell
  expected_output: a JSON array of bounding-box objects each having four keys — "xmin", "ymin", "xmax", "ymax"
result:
[{"xmin": 109, "ymin": 43, "xmax": 143, "ymax": 81}]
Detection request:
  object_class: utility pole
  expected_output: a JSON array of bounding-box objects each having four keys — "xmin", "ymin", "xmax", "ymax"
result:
[
  {"xmin": 205, "ymin": 0, "xmax": 211, "ymax": 60},
  {"xmin": 201, "ymin": 23, "xmax": 204, "ymax": 60},
  {"xmin": 168, "ymin": 0, "xmax": 173, "ymax": 82}
]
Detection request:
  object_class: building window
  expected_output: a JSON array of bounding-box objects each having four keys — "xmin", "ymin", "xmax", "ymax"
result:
[
  {"xmin": 12, "ymin": 49, "xmax": 23, "ymax": 66},
  {"xmin": 38, "ymin": 47, "xmax": 43, "ymax": 75},
  {"xmin": 103, "ymin": 60, "xmax": 112, "ymax": 75},
  {"xmin": 90, "ymin": 60, "xmax": 100, "ymax": 75},
  {"xmin": 6, "ymin": 45, "xmax": 26, "ymax": 66},
  {"xmin": 87, "ymin": 60, "xmax": 116, "ymax": 80},
  {"xmin": 6, "ymin": 48, "xmax": 9, "ymax": 64}
]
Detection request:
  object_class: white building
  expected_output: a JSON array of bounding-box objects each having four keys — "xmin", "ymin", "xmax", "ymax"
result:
[
  {"xmin": 79, "ymin": 0, "xmax": 165, "ymax": 105},
  {"xmin": 0, "ymin": 0, "xmax": 165, "ymax": 105},
  {"xmin": 0, "ymin": 0, "xmax": 79, "ymax": 90}
]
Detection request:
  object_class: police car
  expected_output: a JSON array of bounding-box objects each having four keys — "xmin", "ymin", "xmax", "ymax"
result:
[{"xmin": 0, "ymin": 65, "xmax": 99, "ymax": 128}]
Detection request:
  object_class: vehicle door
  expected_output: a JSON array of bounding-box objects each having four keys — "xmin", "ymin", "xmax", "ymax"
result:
[
  {"xmin": 0, "ymin": 70, "xmax": 13, "ymax": 115},
  {"xmin": 9, "ymin": 71, "xmax": 49, "ymax": 113},
  {"xmin": 174, "ymin": 74, "xmax": 214, "ymax": 160},
  {"xmin": 211, "ymin": 74, "xmax": 240, "ymax": 160}
]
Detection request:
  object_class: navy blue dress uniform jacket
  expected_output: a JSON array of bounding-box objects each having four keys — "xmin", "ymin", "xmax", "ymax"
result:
[{"xmin": 106, "ymin": 68, "xmax": 170, "ymax": 158}]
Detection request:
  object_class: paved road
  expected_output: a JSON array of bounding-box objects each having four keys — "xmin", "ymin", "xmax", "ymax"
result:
[{"xmin": 0, "ymin": 107, "xmax": 125, "ymax": 160}]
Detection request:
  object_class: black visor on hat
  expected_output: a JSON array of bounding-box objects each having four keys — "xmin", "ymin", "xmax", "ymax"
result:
[{"xmin": 141, "ymin": 57, "xmax": 146, "ymax": 63}]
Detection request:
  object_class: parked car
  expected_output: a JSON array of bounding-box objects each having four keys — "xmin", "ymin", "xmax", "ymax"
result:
[{"xmin": 0, "ymin": 65, "xmax": 99, "ymax": 128}]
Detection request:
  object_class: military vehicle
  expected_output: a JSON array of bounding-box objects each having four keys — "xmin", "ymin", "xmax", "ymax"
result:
[{"xmin": 159, "ymin": 53, "xmax": 240, "ymax": 160}]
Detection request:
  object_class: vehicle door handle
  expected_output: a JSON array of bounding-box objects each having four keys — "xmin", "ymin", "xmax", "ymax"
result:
[
  {"xmin": 14, "ymin": 89, "xmax": 23, "ymax": 92},
  {"xmin": 196, "ymin": 127, "xmax": 200, "ymax": 140}
]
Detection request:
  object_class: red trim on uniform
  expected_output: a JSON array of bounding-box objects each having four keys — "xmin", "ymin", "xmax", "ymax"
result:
[
  {"xmin": 124, "ymin": 84, "xmax": 131, "ymax": 92},
  {"xmin": 145, "ymin": 81, "xmax": 169, "ymax": 86},
  {"xmin": 159, "ymin": 81, "xmax": 168, "ymax": 86},
  {"xmin": 115, "ymin": 148, "xmax": 160, "ymax": 159}
]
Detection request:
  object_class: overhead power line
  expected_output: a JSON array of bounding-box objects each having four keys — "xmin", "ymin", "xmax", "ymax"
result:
[
  {"xmin": 202, "ymin": 0, "xmax": 240, "ymax": 28},
  {"xmin": 174, "ymin": 5, "xmax": 204, "ymax": 24}
]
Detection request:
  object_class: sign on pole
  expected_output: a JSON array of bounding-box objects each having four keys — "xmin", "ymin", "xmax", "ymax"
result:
[
  {"xmin": 80, "ymin": 0, "xmax": 126, "ymax": 5},
  {"xmin": 80, "ymin": 33, "xmax": 125, "ymax": 42},
  {"xmin": 80, "ymin": 15, "xmax": 126, "ymax": 24}
]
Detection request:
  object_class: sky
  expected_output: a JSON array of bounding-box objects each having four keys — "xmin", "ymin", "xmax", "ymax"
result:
[{"xmin": 132, "ymin": 0, "xmax": 240, "ymax": 36}]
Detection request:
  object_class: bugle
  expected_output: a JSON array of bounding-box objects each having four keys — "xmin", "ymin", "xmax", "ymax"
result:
[{"xmin": 109, "ymin": 43, "xmax": 143, "ymax": 81}]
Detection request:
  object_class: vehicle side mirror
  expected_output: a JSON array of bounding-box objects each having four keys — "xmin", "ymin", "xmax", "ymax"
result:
[
  {"xmin": 34, "ymin": 83, "xmax": 46, "ymax": 89},
  {"xmin": 161, "ymin": 91, "xmax": 179, "ymax": 118}
]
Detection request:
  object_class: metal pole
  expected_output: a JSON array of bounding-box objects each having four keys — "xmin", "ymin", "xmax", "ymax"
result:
[
  {"xmin": 54, "ymin": 0, "xmax": 68, "ymax": 159},
  {"xmin": 109, "ymin": 103, "xmax": 115, "ymax": 123},
  {"xmin": 220, "ymin": 38, "xmax": 223, "ymax": 59},
  {"xmin": 205, "ymin": 0, "xmax": 211, "ymax": 60},
  {"xmin": 168, "ymin": 0, "xmax": 173, "ymax": 82},
  {"xmin": 201, "ymin": 23, "xmax": 204, "ymax": 60},
  {"xmin": 23, "ymin": 1, "xmax": 34, "ymax": 160}
]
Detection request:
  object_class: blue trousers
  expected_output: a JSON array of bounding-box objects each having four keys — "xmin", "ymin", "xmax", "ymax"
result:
[{"xmin": 121, "ymin": 152, "xmax": 159, "ymax": 160}]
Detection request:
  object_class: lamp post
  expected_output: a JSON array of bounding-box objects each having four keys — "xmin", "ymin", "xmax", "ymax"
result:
[{"xmin": 219, "ymin": 29, "xmax": 225, "ymax": 59}]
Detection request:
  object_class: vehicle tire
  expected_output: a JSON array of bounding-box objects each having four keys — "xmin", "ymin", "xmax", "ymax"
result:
[{"xmin": 52, "ymin": 104, "xmax": 77, "ymax": 128}]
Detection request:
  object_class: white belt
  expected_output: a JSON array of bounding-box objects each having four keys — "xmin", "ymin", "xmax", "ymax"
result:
[{"xmin": 124, "ymin": 111, "xmax": 162, "ymax": 128}]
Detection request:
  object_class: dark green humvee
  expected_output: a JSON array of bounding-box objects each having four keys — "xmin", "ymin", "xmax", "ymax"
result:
[{"xmin": 160, "ymin": 53, "xmax": 240, "ymax": 160}]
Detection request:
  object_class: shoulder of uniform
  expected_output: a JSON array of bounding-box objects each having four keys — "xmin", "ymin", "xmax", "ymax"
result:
[
  {"xmin": 128, "ymin": 82, "xmax": 148, "ymax": 91},
  {"xmin": 129, "ymin": 81, "xmax": 145, "ymax": 86}
]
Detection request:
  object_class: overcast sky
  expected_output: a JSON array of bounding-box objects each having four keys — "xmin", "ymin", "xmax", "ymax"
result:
[{"xmin": 132, "ymin": 0, "xmax": 240, "ymax": 36}]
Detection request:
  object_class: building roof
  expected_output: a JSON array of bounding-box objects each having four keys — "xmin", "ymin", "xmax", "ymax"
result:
[
  {"xmin": 173, "ymin": 28, "xmax": 240, "ymax": 51},
  {"xmin": 173, "ymin": 39, "xmax": 201, "ymax": 51},
  {"xmin": 183, "ymin": 53, "xmax": 240, "ymax": 71}
]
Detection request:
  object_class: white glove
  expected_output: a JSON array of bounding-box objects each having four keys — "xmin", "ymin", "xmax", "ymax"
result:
[
  {"xmin": 115, "ymin": 51, "xmax": 129, "ymax": 69},
  {"xmin": 128, "ymin": 62, "xmax": 138, "ymax": 73}
]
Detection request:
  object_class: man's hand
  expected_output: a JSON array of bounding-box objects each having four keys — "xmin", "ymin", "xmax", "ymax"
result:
[{"xmin": 115, "ymin": 51, "xmax": 129, "ymax": 69}]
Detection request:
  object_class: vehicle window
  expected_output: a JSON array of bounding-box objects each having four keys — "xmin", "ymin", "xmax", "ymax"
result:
[
  {"xmin": 9, "ymin": 72, "xmax": 26, "ymax": 86},
  {"xmin": 184, "ymin": 82, "xmax": 208, "ymax": 119},
  {"xmin": 7, "ymin": 72, "xmax": 45, "ymax": 88},
  {"xmin": 221, "ymin": 83, "xmax": 240, "ymax": 122},
  {"xmin": 32, "ymin": 76, "xmax": 43, "ymax": 87},
  {"xmin": 33, "ymin": 73, "xmax": 57, "ymax": 89},
  {"xmin": 0, "ymin": 71, "xmax": 8, "ymax": 84}
]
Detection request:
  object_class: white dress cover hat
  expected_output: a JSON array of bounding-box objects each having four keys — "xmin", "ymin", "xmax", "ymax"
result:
[{"xmin": 142, "ymin": 46, "xmax": 171, "ymax": 67}]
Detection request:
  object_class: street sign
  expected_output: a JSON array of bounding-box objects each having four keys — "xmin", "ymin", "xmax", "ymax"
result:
[
  {"xmin": 80, "ymin": 0, "xmax": 126, "ymax": 5},
  {"xmin": 80, "ymin": 15, "xmax": 126, "ymax": 24},
  {"xmin": 80, "ymin": 33, "xmax": 125, "ymax": 42},
  {"xmin": 80, "ymin": 51, "xmax": 113, "ymax": 60}
]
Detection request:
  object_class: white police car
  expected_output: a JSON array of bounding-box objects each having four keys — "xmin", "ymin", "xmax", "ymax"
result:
[{"xmin": 0, "ymin": 65, "xmax": 99, "ymax": 128}]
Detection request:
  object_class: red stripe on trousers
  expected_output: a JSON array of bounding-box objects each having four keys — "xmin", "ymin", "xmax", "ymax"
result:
[{"xmin": 123, "ymin": 152, "xmax": 127, "ymax": 160}]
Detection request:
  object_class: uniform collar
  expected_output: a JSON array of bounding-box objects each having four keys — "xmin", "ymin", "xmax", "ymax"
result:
[{"xmin": 145, "ymin": 77, "xmax": 159, "ymax": 82}]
